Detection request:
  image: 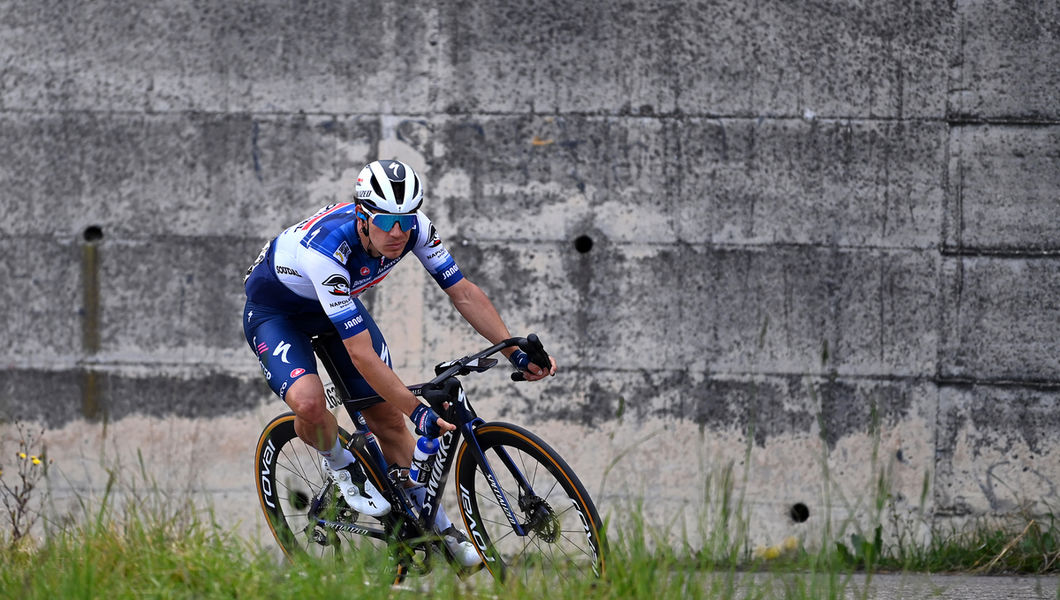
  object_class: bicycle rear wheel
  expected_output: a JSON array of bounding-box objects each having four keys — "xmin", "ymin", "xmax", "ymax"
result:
[
  {"xmin": 254, "ymin": 412, "xmax": 393, "ymax": 567},
  {"xmin": 454, "ymin": 422, "xmax": 606, "ymax": 583}
]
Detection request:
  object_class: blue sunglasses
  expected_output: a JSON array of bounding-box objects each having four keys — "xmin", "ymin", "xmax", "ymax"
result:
[{"xmin": 361, "ymin": 207, "xmax": 417, "ymax": 232}]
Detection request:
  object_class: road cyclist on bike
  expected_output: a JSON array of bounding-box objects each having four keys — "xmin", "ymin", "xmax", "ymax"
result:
[{"xmin": 242, "ymin": 159, "xmax": 557, "ymax": 567}]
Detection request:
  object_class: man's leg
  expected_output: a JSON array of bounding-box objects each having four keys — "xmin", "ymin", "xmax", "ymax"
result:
[
  {"xmin": 284, "ymin": 373, "xmax": 336, "ymax": 450},
  {"xmin": 285, "ymin": 373, "xmax": 390, "ymax": 516},
  {"xmin": 361, "ymin": 401, "xmax": 416, "ymax": 468},
  {"xmin": 244, "ymin": 308, "xmax": 388, "ymax": 516}
]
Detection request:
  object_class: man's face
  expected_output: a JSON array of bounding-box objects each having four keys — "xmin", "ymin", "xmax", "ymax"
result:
[{"xmin": 362, "ymin": 207, "xmax": 415, "ymax": 258}]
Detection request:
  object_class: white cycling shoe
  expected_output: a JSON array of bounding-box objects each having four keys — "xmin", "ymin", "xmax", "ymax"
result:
[
  {"xmin": 322, "ymin": 459, "xmax": 391, "ymax": 518},
  {"xmin": 441, "ymin": 525, "xmax": 482, "ymax": 568}
]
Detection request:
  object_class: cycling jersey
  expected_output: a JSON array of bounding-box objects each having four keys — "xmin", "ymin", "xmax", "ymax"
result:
[
  {"xmin": 242, "ymin": 203, "xmax": 465, "ymax": 402},
  {"xmin": 244, "ymin": 203, "xmax": 464, "ymax": 338}
]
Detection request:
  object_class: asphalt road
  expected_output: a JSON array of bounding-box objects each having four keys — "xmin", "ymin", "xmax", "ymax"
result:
[{"xmin": 831, "ymin": 572, "xmax": 1057, "ymax": 599}]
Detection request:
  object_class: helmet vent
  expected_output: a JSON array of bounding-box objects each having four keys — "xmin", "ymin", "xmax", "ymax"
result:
[
  {"xmin": 391, "ymin": 181, "xmax": 406, "ymax": 205},
  {"xmin": 370, "ymin": 178, "xmax": 386, "ymax": 202}
]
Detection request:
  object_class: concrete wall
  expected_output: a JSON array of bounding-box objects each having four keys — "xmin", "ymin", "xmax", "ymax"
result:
[{"xmin": 1, "ymin": 0, "xmax": 1058, "ymax": 549}]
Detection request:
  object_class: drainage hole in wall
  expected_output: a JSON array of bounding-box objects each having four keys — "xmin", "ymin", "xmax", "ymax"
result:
[
  {"xmin": 574, "ymin": 235, "xmax": 594, "ymax": 253},
  {"xmin": 83, "ymin": 225, "xmax": 104, "ymax": 242},
  {"xmin": 790, "ymin": 502, "xmax": 810, "ymax": 523}
]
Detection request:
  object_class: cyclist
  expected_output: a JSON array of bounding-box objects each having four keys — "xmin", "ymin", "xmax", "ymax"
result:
[{"xmin": 242, "ymin": 159, "xmax": 556, "ymax": 567}]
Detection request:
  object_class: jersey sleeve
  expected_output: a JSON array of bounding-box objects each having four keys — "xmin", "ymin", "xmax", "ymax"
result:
[
  {"xmin": 299, "ymin": 248, "xmax": 369, "ymax": 339},
  {"xmin": 412, "ymin": 212, "xmax": 464, "ymax": 289}
]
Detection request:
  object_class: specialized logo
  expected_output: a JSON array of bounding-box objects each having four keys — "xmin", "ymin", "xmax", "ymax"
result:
[
  {"xmin": 272, "ymin": 341, "xmax": 292, "ymax": 364},
  {"xmin": 385, "ymin": 161, "xmax": 405, "ymax": 180},
  {"xmin": 423, "ymin": 430, "xmax": 454, "ymax": 514},
  {"xmin": 329, "ymin": 521, "xmax": 372, "ymax": 535},
  {"xmin": 323, "ymin": 274, "xmax": 351, "ymax": 296}
]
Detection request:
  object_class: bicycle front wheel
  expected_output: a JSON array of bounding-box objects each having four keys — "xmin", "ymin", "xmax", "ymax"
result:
[
  {"xmin": 254, "ymin": 412, "xmax": 392, "ymax": 565},
  {"xmin": 454, "ymin": 422, "xmax": 606, "ymax": 583}
]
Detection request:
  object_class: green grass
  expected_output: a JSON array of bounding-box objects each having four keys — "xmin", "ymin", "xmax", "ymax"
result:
[
  {"xmin": 4, "ymin": 489, "xmax": 1059, "ymax": 600},
  {"xmin": 3, "ymin": 425, "xmax": 1060, "ymax": 598}
]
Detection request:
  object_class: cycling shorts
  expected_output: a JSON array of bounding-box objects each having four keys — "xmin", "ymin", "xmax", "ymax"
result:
[{"xmin": 242, "ymin": 297, "xmax": 391, "ymax": 405}]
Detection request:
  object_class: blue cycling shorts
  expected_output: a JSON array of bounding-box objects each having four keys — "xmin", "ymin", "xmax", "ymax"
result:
[{"xmin": 242, "ymin": 297, "xmax": 391, "ymax": 403}]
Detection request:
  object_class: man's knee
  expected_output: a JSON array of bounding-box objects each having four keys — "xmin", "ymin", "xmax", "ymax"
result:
[{"xmin": 285, "ymin": 375, "xmax": 328, "ymax": 422}]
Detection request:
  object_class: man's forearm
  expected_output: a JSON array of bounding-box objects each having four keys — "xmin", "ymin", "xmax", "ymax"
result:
[
  {"xmin": 343, "ymin": 336, "xmax": 421, "ymax": 416},
  {"xmin": 450, "ymin": 281, "xmax": 513, "ymax": 349}
]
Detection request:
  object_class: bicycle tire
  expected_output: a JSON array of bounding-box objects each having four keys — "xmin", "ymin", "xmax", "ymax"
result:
[
  {"xmin": 254, "ymin": 412, "xmax": 396, "ymax": 570},
  {"xmin": 454, "ymin": 422, "xmax": 606, "ymax": 583}
]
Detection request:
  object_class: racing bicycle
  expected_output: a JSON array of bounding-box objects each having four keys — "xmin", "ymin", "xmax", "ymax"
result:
[{"xmin": 253, "ymin": 332, "xmax": 606, "ymax": 584}]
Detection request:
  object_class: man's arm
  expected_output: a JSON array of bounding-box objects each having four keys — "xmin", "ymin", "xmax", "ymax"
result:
[
  {"xmin": 342, "ymin": 331, "xmax": 455, "ymax": 433},
  {"xmin": 443, "ymin": 278, "xmax": 557, "ymax": 380}
]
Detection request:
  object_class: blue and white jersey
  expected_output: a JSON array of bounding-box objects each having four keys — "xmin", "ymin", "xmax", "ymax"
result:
[{"xmin": 244, "ymin": 203, "xmax": 464, "ymax": 338}]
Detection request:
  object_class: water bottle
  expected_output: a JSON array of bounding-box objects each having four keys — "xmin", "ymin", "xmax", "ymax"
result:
[{"xmin": 408, "ymin": 436, "xmax": 440, "ymax": 486}]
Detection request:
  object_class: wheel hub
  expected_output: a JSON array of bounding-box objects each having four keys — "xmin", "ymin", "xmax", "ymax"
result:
[{"xmin": 520, "ymin": 495, "xmax": 559, "ymax": 543}]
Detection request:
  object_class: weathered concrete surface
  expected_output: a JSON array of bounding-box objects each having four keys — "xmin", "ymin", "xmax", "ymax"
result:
[
  {"xmin": 1, "ymin": 0, "xmax": 1059, "ymax": 552},
  {"xmin": 759, "ymin": 573, "xmax": 1060, "ymax": 600}
]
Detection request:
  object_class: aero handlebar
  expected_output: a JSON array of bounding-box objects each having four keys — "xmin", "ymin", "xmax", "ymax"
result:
[{"xmin": 427, "ymin": 333, "xmax": 552, "ymax": 385}]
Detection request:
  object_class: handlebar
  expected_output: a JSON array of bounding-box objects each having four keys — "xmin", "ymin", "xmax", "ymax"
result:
[{"xmin": 429, "ymin": 333, "xmax": 552, "ymax": 386}]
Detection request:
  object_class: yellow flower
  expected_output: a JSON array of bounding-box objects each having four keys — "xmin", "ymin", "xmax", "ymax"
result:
[
  {"xmin": 31, "ymin": 457, "xmax": 41, "ymax": 466},
  {"xmin": 18, "ymin": 452, "xmax": 26, "ymax": 460},
  {"xmin": 753, "ymin": 545, "xmax": 782, "ymax": 560}
]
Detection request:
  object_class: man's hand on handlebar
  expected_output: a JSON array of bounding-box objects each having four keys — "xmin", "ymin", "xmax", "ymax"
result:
[
  {"xmin": 523, "ymin": 355, "xmax": 557, "ymax": 381},
  {"xmin": 410, "ymin": 403, "xmax": 455, "ymax": 438},
  {"xmin": 508, "ymin": 348, "xmax": 557, "ymax": 381}
]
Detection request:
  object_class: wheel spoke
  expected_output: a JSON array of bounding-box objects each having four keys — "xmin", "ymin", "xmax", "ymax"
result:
[
  {"xmin": 458, "ymin": 425, "xmax": 604, "ymax": 584},
  {"xmin": 255, "ymin": 416, "xmax": 399, "ymax": 580}
]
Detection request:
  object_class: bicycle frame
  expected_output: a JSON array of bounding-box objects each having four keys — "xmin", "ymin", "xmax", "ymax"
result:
[{"xmin": 309, "ymin": 335, "xmax": 540, "ymax": 551}]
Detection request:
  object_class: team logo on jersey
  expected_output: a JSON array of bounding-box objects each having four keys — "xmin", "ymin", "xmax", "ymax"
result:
[
  {"xmin": 427, "ymin": 224, "xmax": 442, "ymax": 248},
  {"xmin": 333, "ymin": 241, "xmax": 352, "ymax": 265},
  {"xmin": 360, "ymin": 266, "xmax": 370, "ymax": 276},
  {"xmin": 290, "ymin": 368, "xmax": 305, "ymax": 378},
  {"xmin": 322, "ymin": 274, "xmax": 351, "ymax": 296}
]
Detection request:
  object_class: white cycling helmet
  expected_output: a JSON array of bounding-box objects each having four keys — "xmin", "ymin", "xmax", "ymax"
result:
[{"xmin": 355, "ymin": 159, "xmax": 423, "ymax": 214}]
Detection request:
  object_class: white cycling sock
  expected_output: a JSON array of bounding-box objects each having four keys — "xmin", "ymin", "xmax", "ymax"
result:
[
  {"xmin": 407, "ymin": 486, "xmax": 453, "ymax": 531},
  {"xmin": 319, "ymin": 437, "xmax": 355, "ymax": 471}
]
